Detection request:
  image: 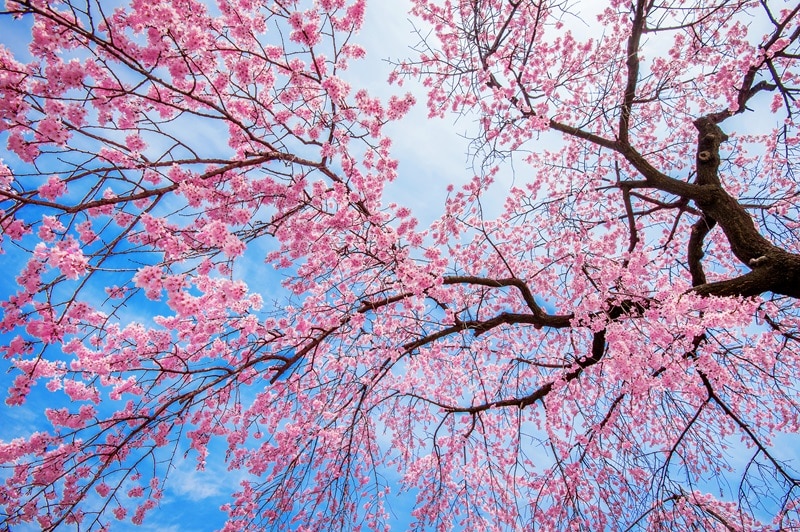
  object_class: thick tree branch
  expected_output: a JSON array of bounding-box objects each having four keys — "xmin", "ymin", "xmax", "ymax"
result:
[
  {"xmin": 687, "ymin": 118, "xmax": 800, "ymax": 298},
  {"xmin": 687, "ymin": 214, "xmax": 717, "ymax": 287},
  {"xmin": 442, "ymin": 275, "xmax": 573, "ymax": 326},
  {"xmin": 619, "ymin": 0, "xmax": 648, "ymax": 145}
]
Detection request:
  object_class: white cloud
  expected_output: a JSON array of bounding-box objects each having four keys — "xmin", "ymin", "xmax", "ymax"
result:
[{"xmin": 167, "ymin": 462, "xmax": 228, "ymax": 502}]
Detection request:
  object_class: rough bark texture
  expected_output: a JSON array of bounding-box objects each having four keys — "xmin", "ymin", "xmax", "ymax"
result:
[{"xmin": 688, "ymin": 118, "xmax": 800, "ymax": 298}]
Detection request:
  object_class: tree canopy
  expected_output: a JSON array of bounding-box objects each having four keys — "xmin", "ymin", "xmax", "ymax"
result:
[{"xmin": 1, "ymin": 0, "xmax": 800, "ymax": 529}]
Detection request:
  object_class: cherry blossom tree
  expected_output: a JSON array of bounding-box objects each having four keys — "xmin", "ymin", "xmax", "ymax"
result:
[{"xmin": 1, "ymin": 0, "xmax": 800, "ymax": 529}]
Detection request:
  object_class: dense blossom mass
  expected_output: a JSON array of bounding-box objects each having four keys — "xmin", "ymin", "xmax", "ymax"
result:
[{"xmin": 1, "ymin": 0, "xmax": 800, "ymax": 529}]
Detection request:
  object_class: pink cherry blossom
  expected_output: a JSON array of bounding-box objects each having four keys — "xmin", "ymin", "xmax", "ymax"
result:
[
  {"xmin": 1, "ymin": 0, "xmax": 800, "ymax": 530},
  {"xmin": 37, "ymin": 175, "xmax": 67, "ymax": 201}
]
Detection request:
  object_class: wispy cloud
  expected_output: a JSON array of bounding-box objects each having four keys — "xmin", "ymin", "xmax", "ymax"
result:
[{"xmin": 167, "ymin": 464, "xmax": 228, "ymax": 502}]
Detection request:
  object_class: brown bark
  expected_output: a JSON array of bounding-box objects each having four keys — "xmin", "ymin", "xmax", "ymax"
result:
[{"xmin": 687, "ymin": 118, "xmax": 800, "ymax": 299}]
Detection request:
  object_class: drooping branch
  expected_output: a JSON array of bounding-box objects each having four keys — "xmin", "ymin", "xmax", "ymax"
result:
[{"xmin": 700, "ymin": 371, "xmax": 800, "ymax": 489}]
